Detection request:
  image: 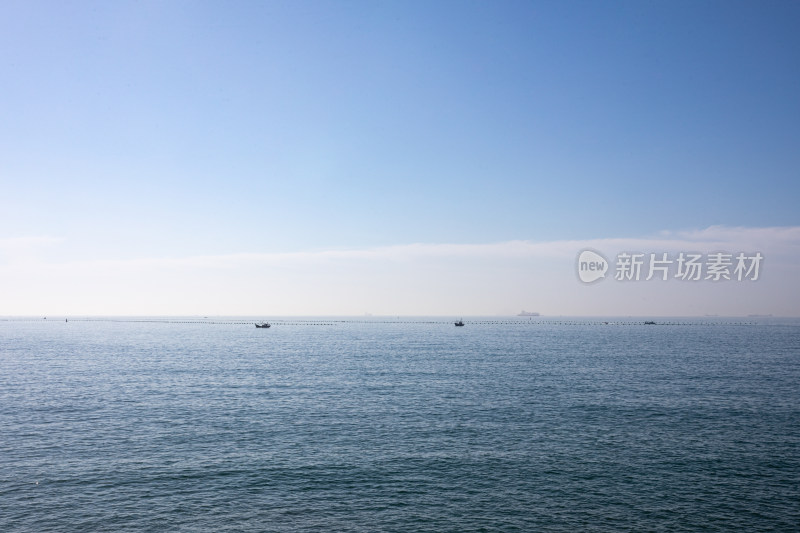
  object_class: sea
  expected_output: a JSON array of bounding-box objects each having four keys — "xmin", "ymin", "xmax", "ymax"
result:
[{"xmin": 1, "ymin": 316, "xmax": 798, "ymax": 532}]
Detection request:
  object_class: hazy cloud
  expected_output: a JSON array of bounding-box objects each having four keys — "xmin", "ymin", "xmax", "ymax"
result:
[{"xmin": 1, "ymin": 226, "xmax": 798, "ymax": 316}]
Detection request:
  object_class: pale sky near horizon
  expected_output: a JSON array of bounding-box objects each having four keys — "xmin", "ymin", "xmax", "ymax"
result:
[{"xmin": 1, "ymin": 1, "xmax": 799, "ymax": 316}]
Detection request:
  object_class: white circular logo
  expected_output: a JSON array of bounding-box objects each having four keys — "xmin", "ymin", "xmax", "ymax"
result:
[{"xmin": 577, "ymin": 249, "xmax": 608, "ymax": 283}]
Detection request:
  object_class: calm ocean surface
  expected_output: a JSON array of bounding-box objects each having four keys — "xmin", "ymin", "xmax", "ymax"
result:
[{"xmin": 1, "ymin": 317, "xmax": 798, "ymax": 532}]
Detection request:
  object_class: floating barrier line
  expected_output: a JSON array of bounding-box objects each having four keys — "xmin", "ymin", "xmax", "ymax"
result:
[{"xmin": 0, "ymin": 317, "xmax": 760, "ymax": 326}]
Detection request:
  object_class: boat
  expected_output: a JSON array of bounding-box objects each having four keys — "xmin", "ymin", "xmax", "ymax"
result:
[
  {"xmin": 455, "ymin": 319, "xmax": 465, "ymax": 327},
  {"xmin": 517, "ymin": 311, "xmax": 540, "ymax": 316},
  {"xmin": 255, "ymin": 322, "xmax": 271, "ymax": 328},
  {"xmin": 644, "ymin": 321, "xmax": 656, "ymax": 325}
]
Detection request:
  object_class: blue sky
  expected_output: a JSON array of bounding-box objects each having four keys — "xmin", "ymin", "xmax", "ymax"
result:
[{"xmin": 1, "ymin": 1, "xmax": 799, "ymax": 315}]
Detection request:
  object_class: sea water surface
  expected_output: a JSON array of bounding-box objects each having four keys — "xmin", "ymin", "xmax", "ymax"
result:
[{"xmin": 1, "ymin": 317, "xmax": 798, "ymax": 532}]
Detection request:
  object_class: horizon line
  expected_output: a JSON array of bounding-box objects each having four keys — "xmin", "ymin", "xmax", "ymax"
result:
[{"xmin": 0, "ymin": 314, "xmax": 790, "ymax": 319}]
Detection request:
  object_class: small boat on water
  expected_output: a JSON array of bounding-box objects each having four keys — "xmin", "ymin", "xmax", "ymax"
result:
[
  {"xmin": 455, "ymin": 319, "xmax": 465, "ymax": 327},
  {"xmin": 644, "ymin": 321, "xmax": 656, "ymax": 325},
  {"xmin": 255, "ymin": 322, "xmax": 271, "ymax": 328}
]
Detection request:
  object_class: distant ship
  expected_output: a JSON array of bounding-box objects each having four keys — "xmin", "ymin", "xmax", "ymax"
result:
[
  {"xmin": 255, "ymin": 322, "xmax": 271, "ymax": 328},
  {"xmin": 454, "ymin": 319, "xmax": 465, "ymax": 327},
  {"xmin": 517, "ymin": 311, "xmax": 540, "ymax": 317}
]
